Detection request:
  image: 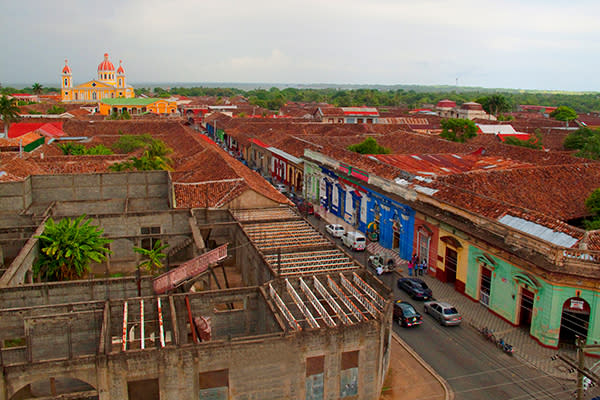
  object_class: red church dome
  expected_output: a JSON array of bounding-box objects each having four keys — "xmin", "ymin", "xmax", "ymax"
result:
[
  {"xmin": 436, "ymin": 99, "xmax": 456, "ymax": 109},
  {"xmin": 98, "ymin": 53, "xmax": 115, "ymax": 71},
  {"xmin": 62, "ymin": 59, "xmax": 71, "ymax": 74},
  {"xmin": 117, "ymin": 60, "xmax": 125, "ymax": 74},
  {"xmin": 460, "ymin": 102, "xmax": 483, "ymax": 110}
]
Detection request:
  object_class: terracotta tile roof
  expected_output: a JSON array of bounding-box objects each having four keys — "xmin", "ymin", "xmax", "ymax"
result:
[
  {"xmin": 430, "ymin": 163, "xmax": 600, "ymax": 221},
  {"xmin": 0, "ymin": 154, "xmax": 48, "ymax": 180},
  {"xmin": 318, "ymin": 107, "xmax": 344, "ymax": 117},
  {"xmin": 0, "ymin": 131, "xmax": 44, "ymax": 148},
  {"xmin": 171, "ymin": 130, "xmax": 290, "ymax": 207}
]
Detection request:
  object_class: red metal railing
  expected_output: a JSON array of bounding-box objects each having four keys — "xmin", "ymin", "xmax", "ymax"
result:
[{"xmin": 153, "ymin": 244, "xmax": 228, "ymax": 294}]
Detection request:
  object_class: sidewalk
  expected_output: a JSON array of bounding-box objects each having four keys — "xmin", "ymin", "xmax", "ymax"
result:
[
  {"xmin": 404, "ymin": 271, "xmax": 583, "ymax": 382},
  {"xmin": 381, "ymin": 333, "xmax": 451, "ymax": 400}
]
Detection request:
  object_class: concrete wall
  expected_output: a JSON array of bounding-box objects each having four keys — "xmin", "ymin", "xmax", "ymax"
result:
[
  {"xmin": 30, "ymin": 171, "xmax": 168, "ymax": 205},
  {"xmin": 0, "ymin": 178, "xmax": 32, "ymax": 213},
  {"xmin": 0, "ymin": 277, "xmax": 153, "ymax": 309}
]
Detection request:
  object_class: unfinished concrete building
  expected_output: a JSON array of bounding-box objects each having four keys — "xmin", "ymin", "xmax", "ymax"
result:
[{"xmin": 0, "ymin": 172, "xmax": 393, "ymax": 400}]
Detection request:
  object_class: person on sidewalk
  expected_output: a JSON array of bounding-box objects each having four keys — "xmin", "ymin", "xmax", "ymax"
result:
[
  {"xmin": 417, "ymin": 260, "xmax": 424, "ymax": 276},
  {"xmin": 408, "ymin": 254, "xmax": 417, "ymax": 276}
]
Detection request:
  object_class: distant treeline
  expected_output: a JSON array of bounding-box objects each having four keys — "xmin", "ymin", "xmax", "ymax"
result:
[
  {"xmin": 138, "ymin": 86, "xmax": 600, "ymax": 113},
  {"xmin": 3, "ymin": 81, "xmax": 599, "ymax": 113}
]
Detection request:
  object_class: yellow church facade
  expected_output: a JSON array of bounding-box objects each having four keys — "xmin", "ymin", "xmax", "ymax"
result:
[{"xmin": 61, "ymin": 53, "xmax": 135, "ymax": 102}]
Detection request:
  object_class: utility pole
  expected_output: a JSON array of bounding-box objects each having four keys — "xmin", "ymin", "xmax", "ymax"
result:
[{"xmin": 553, "ymin": 337, "xmax": 600, "ymax": 400}]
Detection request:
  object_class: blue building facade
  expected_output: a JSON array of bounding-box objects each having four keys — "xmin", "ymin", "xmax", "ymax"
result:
[{"xmin": 317, "ymin": 165, "xmax": 415, "ymax": 260}]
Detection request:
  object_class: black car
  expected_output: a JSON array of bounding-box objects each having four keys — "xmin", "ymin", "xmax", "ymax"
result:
[
  {"xmin": 393, "ymin": 300, "xmax": 423, "ymax": 327},
  {"xmin": 397, "ymin": 278, "xmax": 433, "ymax": 301}
]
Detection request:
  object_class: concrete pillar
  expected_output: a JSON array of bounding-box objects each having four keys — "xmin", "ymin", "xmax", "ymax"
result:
[
  {"xmin": 95, "ymin": 356, "xmax": 110, "ymax": 400},
  {"xmin": 0, "ymin": 368, "xmax": 7, "ymax": 400}
]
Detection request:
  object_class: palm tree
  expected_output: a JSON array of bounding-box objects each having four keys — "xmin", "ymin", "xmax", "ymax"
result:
[
  {"xmin": 0, "ymin": 95, "xmax": 21, "ymax": 137},
  {"xmin": 31, "ymin": 83, "xmax": 43, "ymax": 95},
  {"xmin": 133, "ymin": 239, "xmax": 169, "ymax": 275},
  {"xmin": 34, "ymin": 215, "xmax": 113, "ymax": 281}
]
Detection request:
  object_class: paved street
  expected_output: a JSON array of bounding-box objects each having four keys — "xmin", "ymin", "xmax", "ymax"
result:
[{"xmin": 305, "ymin": 211, "xmax": 600, "ymax": 400}]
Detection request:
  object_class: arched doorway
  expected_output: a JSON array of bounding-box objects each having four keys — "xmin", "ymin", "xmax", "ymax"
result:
[
  {"xmin": 559, "ymin": 297, "xmax": 590, "ymax": 347},
  {"xmin": 296, "ymin": 172, "xmax": 302, "ymax": 192},
  {"xmin": 11, "ymin": 377, "xmax": 96, "ymax": 399},
  {"xmin": 440, "ymin": 236, "xmax": 461, "ymax": 284}
]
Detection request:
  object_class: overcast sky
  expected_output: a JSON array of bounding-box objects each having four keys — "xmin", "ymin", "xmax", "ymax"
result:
[{"xmin": 1, "ymin": 0, "xmax": 599, "ymax": 91}]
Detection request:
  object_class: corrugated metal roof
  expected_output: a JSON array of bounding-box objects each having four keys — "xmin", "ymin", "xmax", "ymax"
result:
[
  {"xmin": 477, "ymin": 124, "xmax": 517, "ymax": 135},
  {"xmin": 498, "ymin": 215, "xmax": 578, "ymax": 248},
  {"xmin": 373, "ymin": 153, "xmax": 531, "ymax": 177}
]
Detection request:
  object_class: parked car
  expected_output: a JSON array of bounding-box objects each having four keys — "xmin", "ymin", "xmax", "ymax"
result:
[
  {"xmin": 397, "ymin": 278, "xmax": 433, "ymax": 301},
  {"xmin": 342, "ymin": 231, "xmax": 366, "ymax": 251},
  {"xmin": 297, "ymin": 200, "xmax": 314, "ymax": 215},
  {"xmin": 393, "ymin": 300, "xmax": 423, "ymax": 327},
  {"xmin": 325, "ymin": 224, "xmax": 345, "ymax": 238},
  {"xmin": 424, "ymin": 301, "xmax": 462, "ymax": 326}
]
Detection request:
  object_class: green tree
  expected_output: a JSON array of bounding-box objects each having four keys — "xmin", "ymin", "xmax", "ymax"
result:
[
  {"xmin": 47, "ymin": 105, "xmax": 66, "ymax": 115},
  {"xmin": 133, "ymin": 239, "xmax": 169, "ymax": 275},
  {"xmin": 0, "ymin": 95, "xmax": 21, "ymax": 137},
  {"xmin": 440, "ymin": 118, "xmax": 478, "ymax": 143},
  {"xmin": 550, "ymin": 106, "xmax": 577, "ymax": 127},
  {"xmin": 34, "ymin": 215, "xmax": 112, "ymax": 281},
  {"xmin": 58, "ymin": 143, "xmax": 113, "ymax": 155},
  {"xmin": 563, "ymin": 127, "xmax": 599, "ymax": 150},
  {"xmin": 503, "ymin": 129, "xmax": 542, "ymax": 149},
  {"xmin": 31, "ymin": 83, "xmax": 43, "ymax": 95},
  {"xmin": 475, "ymin": 94, "xmax": 511, "ymax": 116},
  {"xmin": 109, "ymin": 134, "xmax": 173, "ymax": 171},
  {"xmin": 576, "ymin": 135, "xmax": 600, "ymax": 160},
  {"xmin": 584, "ymin": 188, "xmax": 600, "ymax": 230},
  {"xmin": 348, "ymin": 137, "xmax": 391, "ymax": 154}
]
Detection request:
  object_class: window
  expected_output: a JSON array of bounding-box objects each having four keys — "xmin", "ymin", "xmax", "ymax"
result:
[
  {"xmin": 306, "ymin": 356, "xmax": 324, "ymax": 400},
  {"xmin": 417, "ymin": 229, "xmax": 431, "ymax": 265},
  {"xmin": 340, "ymin": 351, "xmax": 359, "ymax": 398},
  {"xmin": 199, "ymin": 369, "xmax": 228, "ymax": 399},
  {"xmin": 92, "ymin": 92, "xmax": 97, "ymax": 100},
  {"xmin": 141, "ymin": 226, "xmax": 161, "ymax": 251},
  {"xmin": 128, "ymin": 378, "xmax": 159, "ymax": 400},
  {"xmin": 64, "ymin": 78, "xmax": 68, "ymax": 86}
]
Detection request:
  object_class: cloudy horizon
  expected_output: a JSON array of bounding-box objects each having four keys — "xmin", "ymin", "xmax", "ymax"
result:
[{"xmin": 1, "ymin": 0, "xmax": 599, "ymax": 92}]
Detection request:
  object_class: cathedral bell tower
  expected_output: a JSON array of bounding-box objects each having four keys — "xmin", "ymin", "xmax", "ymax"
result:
[{"xmin": 61, "ymin": 59, "xmax": 73, "ymax": 101}]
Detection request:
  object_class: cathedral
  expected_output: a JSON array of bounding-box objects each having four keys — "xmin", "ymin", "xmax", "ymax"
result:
[{"xmin": 61, "ymin": 53, "xmax": 135, "ymax": 102}]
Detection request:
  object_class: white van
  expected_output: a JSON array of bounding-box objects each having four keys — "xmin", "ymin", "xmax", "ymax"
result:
[{"xmin": 342, "ymin": 231, "xmax": 367, "ymax": 251}]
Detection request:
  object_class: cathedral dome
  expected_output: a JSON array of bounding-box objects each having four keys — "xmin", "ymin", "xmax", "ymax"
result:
[
  {"xmin": 117, "ymin": 60, "xmax": 125, "ymax": 74},
  {"xmin": 98, "ymin": 53, "xmax": 115, "ymax": 71}
]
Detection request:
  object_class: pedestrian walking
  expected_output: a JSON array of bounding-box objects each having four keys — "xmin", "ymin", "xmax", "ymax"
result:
[{"xmin": 417, "ymin": 260, "xmax": 424, "ymax": 276}]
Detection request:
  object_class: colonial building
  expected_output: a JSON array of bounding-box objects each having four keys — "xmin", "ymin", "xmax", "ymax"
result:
[
  {"xmin": 61, "ymin": 53, "xmax": 135, "ymax": 102},
  {"xmin": 98, "ymin": 98, "xmax": 177, "ymax": 116},
  {"xmin": 304, "ymin": 147, "xmax": 600, "ymax": 351}
]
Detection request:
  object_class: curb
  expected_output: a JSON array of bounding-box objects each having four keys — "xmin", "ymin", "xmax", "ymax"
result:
[{"xmin": 392, "ymin": 332, "xmax": 454, "ymax": 400}]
